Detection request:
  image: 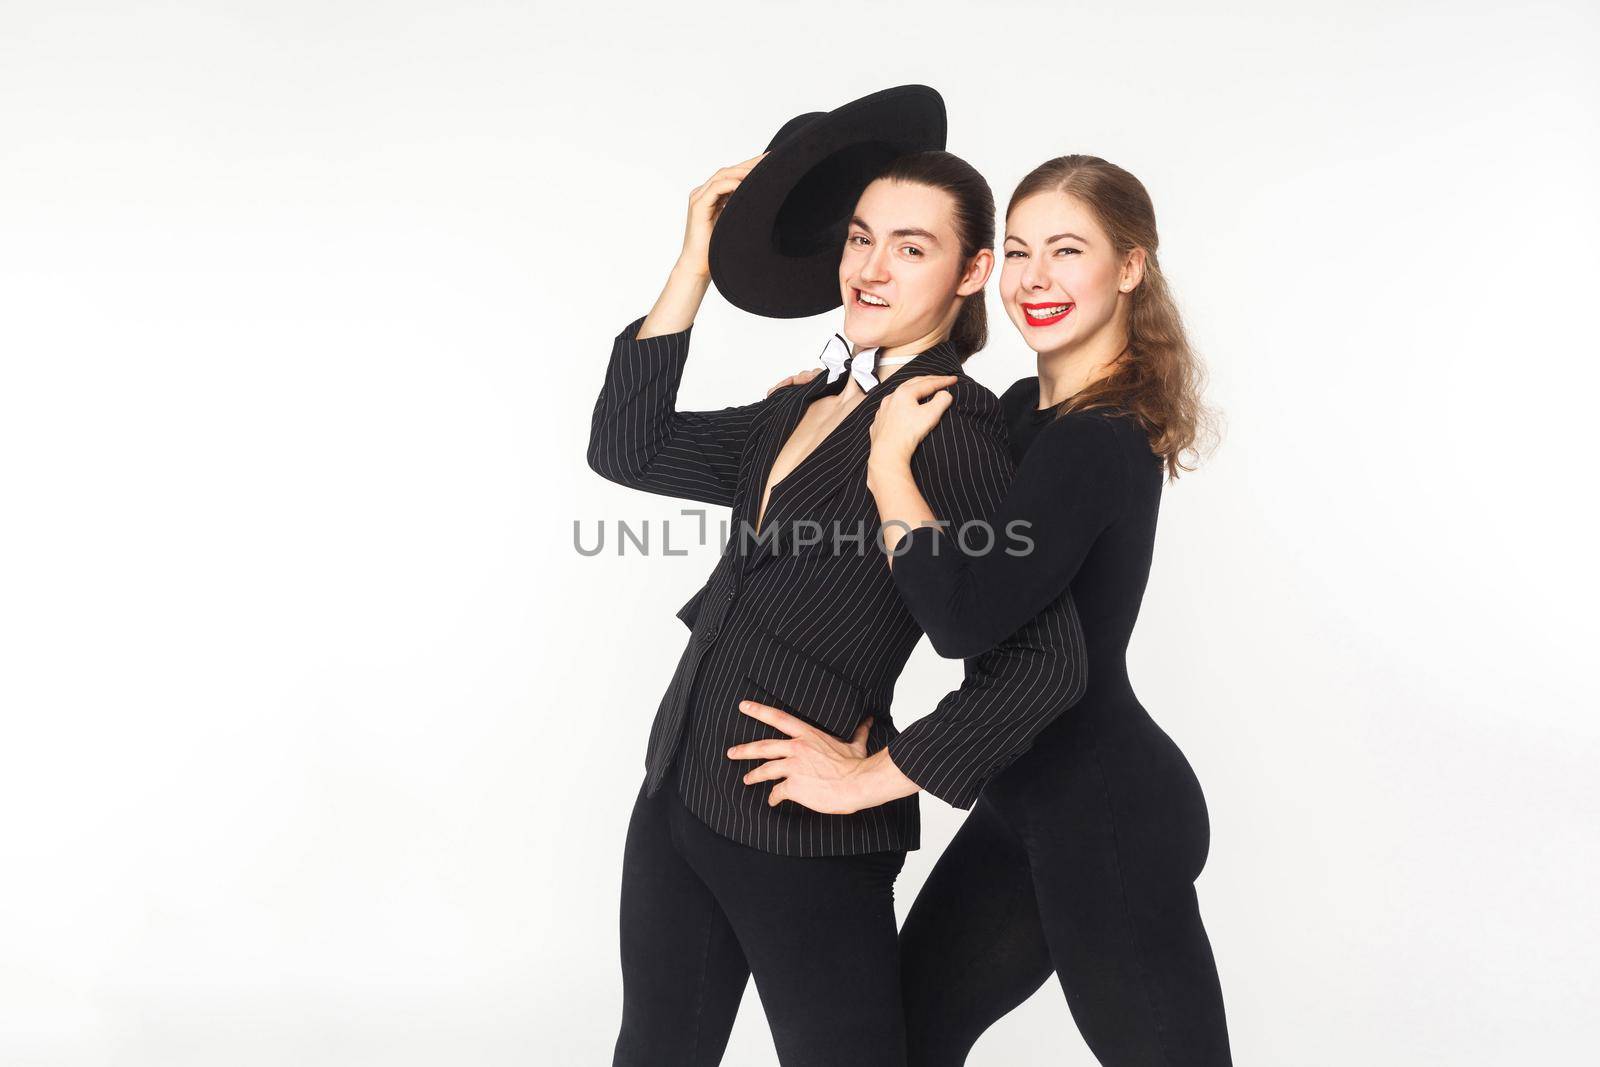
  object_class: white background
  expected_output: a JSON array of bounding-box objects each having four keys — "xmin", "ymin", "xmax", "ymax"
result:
[{"xmin": 3, "ymin": 1, "xmax": 1597, "ymax": 1064}]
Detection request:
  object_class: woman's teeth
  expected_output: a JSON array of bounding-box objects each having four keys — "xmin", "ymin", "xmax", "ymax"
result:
[
  {"xmin": 1025, "ymin": 304, "xmax": 1072, "ymax": 320},
  {"xmin": 856, "ymin": 290, "xmax": 889, "ymax": 307}
]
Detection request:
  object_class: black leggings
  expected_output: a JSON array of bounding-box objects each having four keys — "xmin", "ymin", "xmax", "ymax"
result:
[
  {"xmin": 613, "ymin": 771, "xmax": 907, "ymax": 1067},
  {"xmin": 900, "ymin": 706, "xmax": 1232, "ymax": 1066}
]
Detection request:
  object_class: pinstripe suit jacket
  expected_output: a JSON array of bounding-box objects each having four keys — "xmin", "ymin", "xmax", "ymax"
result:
[{"xmin": 587, "ymin": 314, "xmax": 1087, "ymax": 856}]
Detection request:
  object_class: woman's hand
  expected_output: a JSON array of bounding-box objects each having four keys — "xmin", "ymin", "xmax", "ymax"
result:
[
  {"xmin": 676, "ymin": 152, "xmax": 769, "ymax": 278},
  {"xmin": 864, "ymin": 375, "xmax": 955, "ymax": 562},
  {"xmin": 868, "ymin": 374, "xmax": 958, "ymax": 469},
  {"xmin": 766, "ymin": 367, "xmax": 823, "ymax": 396},
  {"xmin": 728, "ymin": 702, "xmax": 875, "ymax": 814}
]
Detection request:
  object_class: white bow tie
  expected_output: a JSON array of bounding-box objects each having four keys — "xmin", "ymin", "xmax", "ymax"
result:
[{"xmin": 818, "ymin": 333, "xmax": 882, "ymax": 392}]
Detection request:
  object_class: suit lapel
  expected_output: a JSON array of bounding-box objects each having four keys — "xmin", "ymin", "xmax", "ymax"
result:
[
  {"xmin": 738, "ymin": 339, "xmax": 963, "ymax": 573},
  {"xmin": 734, "ymin": 367, "xmax": 838, "ymax": 552}
]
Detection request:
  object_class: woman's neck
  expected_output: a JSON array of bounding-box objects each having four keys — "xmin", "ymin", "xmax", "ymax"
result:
[{"xmin": 1036, "ymin": 326, "xmax": 1128, "ymax": 408}]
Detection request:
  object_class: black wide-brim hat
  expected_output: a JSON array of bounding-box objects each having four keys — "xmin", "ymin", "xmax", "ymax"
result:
[{"xmin": 708, "ymin": 84, "xmax": 947, "ymax": 319}]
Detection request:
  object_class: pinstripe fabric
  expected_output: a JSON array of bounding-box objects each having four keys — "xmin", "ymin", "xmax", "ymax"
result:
[{"xmin": 587, "ymin": 314, "xmax": 1087, "ymax": 856}]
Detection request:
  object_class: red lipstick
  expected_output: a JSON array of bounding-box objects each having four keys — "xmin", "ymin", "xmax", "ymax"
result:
[{"xmin": 1021, "ymin": 301, "xmax": 1074, "ymax": 327}]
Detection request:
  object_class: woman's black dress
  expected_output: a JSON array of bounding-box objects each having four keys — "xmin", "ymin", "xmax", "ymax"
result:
[{"xmin": 892, "ymin": 381, "xmax": 1233, "ymax": 1066}]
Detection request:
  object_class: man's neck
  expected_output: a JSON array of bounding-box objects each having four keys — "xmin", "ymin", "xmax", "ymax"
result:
[{"xmin": 851, "ymin": 331, "xmax": 945, "ymax": 386}]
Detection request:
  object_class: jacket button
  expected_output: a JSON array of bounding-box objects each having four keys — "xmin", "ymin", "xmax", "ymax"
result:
[{"xmin": 725, "ymin": 586, "xmax": 736, "ymax": 601}]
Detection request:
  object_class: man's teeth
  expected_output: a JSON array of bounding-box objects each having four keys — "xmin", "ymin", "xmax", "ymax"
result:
[
  {"xmin": 857, "ymin": 291, "xmax": 889, "ymax": 306},
  {"xmin": 1026, "ymin": 304, "xmax": 1071, "ymax": 318}
]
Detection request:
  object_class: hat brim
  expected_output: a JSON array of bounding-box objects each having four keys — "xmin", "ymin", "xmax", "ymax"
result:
[{"xmin": 708, "ymin": 85, "xmax": 947, "ymax": 319}]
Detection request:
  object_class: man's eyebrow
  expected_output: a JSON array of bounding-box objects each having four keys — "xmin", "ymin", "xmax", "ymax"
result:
[
  {"xmin": 1004, "ymin": 232, "xmax": 1090, "ymax": 245},
  {"xmin": 850, "ymin": 217, "xmax": 942, "ymax": 245}
]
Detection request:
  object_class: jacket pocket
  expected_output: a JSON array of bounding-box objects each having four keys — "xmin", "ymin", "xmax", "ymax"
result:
[
  {"xmin": 741, "ymin": 628, "xmax": 874, "ymax": 741},
  {"xmin": 675, "ymin": 584, "xmax": 707, "ymax": 630}
]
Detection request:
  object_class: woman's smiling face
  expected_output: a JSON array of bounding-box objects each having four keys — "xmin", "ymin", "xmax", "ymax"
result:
[
  {"xmin": 838, "ymin": 178, "xmax": 973, "ymax": 350},
  {"xmin": 1000, "ymin": 190, "xmax": 1137, "ymax": 353}
]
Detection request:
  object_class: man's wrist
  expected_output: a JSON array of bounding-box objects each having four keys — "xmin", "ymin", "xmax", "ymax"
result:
[
  {"xmin": 848, "ymin": 747, "xmax": 920, "ymax": 807},
  {"xmin": 671, "ymin": 256, "xmax": 712, "ymax": 283}
]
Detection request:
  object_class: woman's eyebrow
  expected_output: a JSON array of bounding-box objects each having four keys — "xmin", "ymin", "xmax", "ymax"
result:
[{"xmin": 1006, "ymin": 232, "xmax": 1090, "ymax": 245}]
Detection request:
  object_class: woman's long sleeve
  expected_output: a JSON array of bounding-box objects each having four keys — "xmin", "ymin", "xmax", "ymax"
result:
[
  {"xmin": 892, "ymin": 412, "xmax": 1129, "ymax": 660},
  {"xmin": 880, "ymin": 384, "xmax": 1088, "ymax": 809}
]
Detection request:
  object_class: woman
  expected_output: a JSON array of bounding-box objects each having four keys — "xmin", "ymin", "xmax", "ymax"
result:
[
  {"xmin": 589, "ymin": 144, "xmax": 1085, "ymax": 1067},
  {"xmin": 750, "ymin": 155, "xmax": 1232, "ymax": 1064}
]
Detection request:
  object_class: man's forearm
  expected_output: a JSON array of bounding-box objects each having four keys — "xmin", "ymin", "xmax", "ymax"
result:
[{"xmin": 638, "ymin": 259, "xmax": 712, "ymax": 339}]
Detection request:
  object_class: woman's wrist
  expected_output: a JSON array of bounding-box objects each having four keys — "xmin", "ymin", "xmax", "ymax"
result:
[{"xmin": 866, "ymin": 450, "xmax": 915, "ymax": 494}]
